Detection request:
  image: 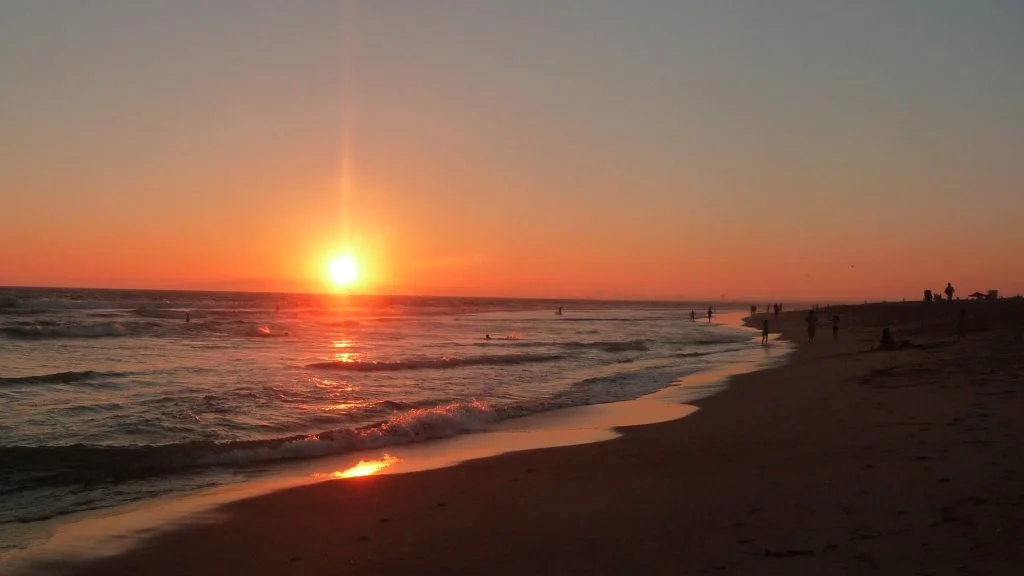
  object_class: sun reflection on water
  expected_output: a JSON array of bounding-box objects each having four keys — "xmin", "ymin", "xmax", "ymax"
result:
[
  {"xmin": 323, "ymin": 402, "xmax": 361, "ymax": 411},
  {"xmin": 331, "ymin": 338, "xmax": 361, "ymax": 363},
  {"xmin": 325, "ymin": 454, "xmax": 399, "ymax": 479}
]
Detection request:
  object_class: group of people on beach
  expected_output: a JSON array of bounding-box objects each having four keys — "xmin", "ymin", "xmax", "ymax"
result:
[
  {"xmin": 751, "ymin": 304, "xmax": 784, "ymax": 317},
  {"xmin": 688, "ymin": 307, "xmax": 715, "ymax": 324},
  {"xmin": 802, "ymin": 309, "xmax": 840, "ymax": 343}
]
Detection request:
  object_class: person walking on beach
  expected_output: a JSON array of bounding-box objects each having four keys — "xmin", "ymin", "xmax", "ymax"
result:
[
  {"xmin": 707, "ymin": 306, "xmax": 713, "ymax": 324},
  {"xmin": 832, "ymin": 314, "xmax": 840, "ymax": 341},
  {"xmin": 945, "ymin": 282, "xmax": 955, "ymax": 303},
  {"xmin": 805, "ymin": 309, "xmax": 818, "ymax": 343},
  {"xmin": 690, "ymin": 310, "xmax": 696, "ymax": 322},
  {"xmin": 762, "ymin": 320, "xmax": 769, "ymax": 344}
]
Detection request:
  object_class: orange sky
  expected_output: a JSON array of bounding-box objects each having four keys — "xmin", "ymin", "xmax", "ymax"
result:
[{"xmin": 1, "ymin": 2, "xmax": 1022, "ymax": 301}]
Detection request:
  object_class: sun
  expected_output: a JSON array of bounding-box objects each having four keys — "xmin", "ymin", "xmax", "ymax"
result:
[{"xmin": 327, "ymin": 254, "xmax": 359, "ymax": 288}]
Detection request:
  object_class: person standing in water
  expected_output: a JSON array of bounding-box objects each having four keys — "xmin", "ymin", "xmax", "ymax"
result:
[
  {"xmin": 832, "ymin": 314, "xmax": 840, "ymax": 341},
  {"xmin": 805, "ymin": 309, "xmax": 818, "ymax": 342},
  {"xmin": 762, "ymin": 320, "xmax": 769, "ymax": 344},
  {"xmin": 707, "ymin": 306, "xmax": 713, "ymax": 324},
  {"xmin": 690, "ymin": 310, "xmax": 696, "ymax": 322}
]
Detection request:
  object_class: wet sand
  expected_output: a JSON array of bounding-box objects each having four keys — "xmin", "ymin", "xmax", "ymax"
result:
[{"xmin": 65, "ymin": 300, "xmax": 1024, "ymax": 575}]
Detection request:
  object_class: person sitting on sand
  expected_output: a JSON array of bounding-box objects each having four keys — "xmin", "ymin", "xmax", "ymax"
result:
[
  {"xmin": 876, "ymin": 327, "xmax": 915, "ymax": 351},
  {"xmin": 805, "ymin": 309, "xmax": 818, "ymax": 342},
  {"xmin": 761, "ymin": 320, "xmax": 769, "ymax": 344},
  {"xmin": 879, "ymin": 327, "xmax": 897, "ymax": 350}
]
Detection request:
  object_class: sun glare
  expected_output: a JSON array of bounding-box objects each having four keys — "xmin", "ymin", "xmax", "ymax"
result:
[
  {"xmin": 333, "ymin": 454, "xmax": 399, "ymax": 478},
  {"xmin": 328, "ymin": 254, "xmax": 359, "ymax": 288}
]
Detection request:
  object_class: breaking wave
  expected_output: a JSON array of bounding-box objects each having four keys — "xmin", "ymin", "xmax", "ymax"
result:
[
  {"xmin": 0, "ymin": 401, "xmax": 499, "ymax": 497},
  {"xmin": 1, "ymin": 321, "xmax": 129, "ymax": 339}
]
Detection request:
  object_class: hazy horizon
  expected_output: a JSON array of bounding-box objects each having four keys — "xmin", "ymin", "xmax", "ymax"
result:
[
  {"xmin": 2, "ymin": 1, "xmax": 1022, "ymax": 300},
  {"xmin": 3, "ymin": 280, "xmax": 994, "ymax": 306}
]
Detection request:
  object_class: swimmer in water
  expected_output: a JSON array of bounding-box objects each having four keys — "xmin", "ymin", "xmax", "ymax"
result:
[{"xmin": 485, "ymin": 333, "xmax": 492, "ymax": 340}]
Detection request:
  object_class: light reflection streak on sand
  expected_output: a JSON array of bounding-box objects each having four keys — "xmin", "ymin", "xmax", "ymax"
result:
[{"xmin": 319, "ymin": 454, "xmax": 399, "ymax": 479}]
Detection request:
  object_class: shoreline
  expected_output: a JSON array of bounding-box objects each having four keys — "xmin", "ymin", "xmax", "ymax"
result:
[
  {"xmin": 2, "ymin": 312, "xmax": 787, "ymax": 575},
  {"xmin": 16, "ymin": 300, "xmax": 1024, "ymax": 574}
]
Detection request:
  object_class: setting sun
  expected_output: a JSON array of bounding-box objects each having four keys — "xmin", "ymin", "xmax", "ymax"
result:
[{"xmin": 328, "ymin": 254, "xmax": 359, "ymax": 288}]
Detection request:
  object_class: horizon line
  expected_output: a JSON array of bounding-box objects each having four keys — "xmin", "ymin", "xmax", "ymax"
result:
[{"xmin": 0, "ymin": 282, "xmax": 935, "ymax": 306}]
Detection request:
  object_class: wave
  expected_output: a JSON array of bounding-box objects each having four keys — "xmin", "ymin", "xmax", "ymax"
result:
[
  {"xmin": 0, "ymin": 401, "xmax": 499, "ymax": 495},
  {"xmin": 252, "ymin": 325, "xmax": 288, "ymax": 338},
  {"xmin": 693, "ymin": 337, "xmax": 750, "ymax": 346},
  {"xmin": 674, "ymin": 351, "xmax": 717, "ymax": 358},
  {"xmin": 563, "ymin": 339, "xmax": 649, "ymax": 353},
  {"xmin": 325, "ymin": 320, "xmax": 362, "ymax": 328},
  {"xmin": 307, "ymin": 353, "xmax": 564, "ymax": 372},
  {"xmin": 474, "ymin": 338, "xmax": 649, "ymax": 353},
  {"xmin": 0, "ymin": 360, "xmax": 710, "ymax": 519},
  {"xmin": 0, "ymin": 297, "xmax": 133, "ymax": 310},
  {"xmin": 132, "ymin": 308, "xmax": 188, "ymax": 320},
  {"xmin": 1, "ymin": 321, "xmax": 129, "ymax": 339},
  {"xmin": 556, "ymin": 317, "xmax": 662, "ymax": 322},
  {"xmin": 0, "ymin": 370, "xmax": 130, "ymax": 386}
]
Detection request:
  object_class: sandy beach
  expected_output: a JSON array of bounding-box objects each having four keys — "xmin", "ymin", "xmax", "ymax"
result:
[{"xmin": 59, "ymin": 300, "xmax": 1024, "ymax": 575}]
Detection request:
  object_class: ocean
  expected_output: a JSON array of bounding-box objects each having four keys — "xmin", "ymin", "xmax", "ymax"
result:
[{"xmin": 0, "ymin": 287, "xmax": 772, "ymax": 552}]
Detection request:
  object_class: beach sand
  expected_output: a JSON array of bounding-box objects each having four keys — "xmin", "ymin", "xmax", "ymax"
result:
[{"xmin": 63, "ymin": 300, "xmax": 1024, "ymax": 575}]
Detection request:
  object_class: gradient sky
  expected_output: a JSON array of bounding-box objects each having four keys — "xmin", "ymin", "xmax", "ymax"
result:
[{"xmin": 1, "ymin": 1, "xmax": 1021, "ymax": 301}]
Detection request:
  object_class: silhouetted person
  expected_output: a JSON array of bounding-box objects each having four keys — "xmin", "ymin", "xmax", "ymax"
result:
[
  {"xmin": 945, "ymin": 282, "xmax": 955, "ymax": 303},
  {"xmin": 805, "ymin": 309, "xmax": 818, "ymax": 342},
  {"xmin": 485, "ymin": 333, "xmax": 492, "ymax": 340},
  {"xmin": 690, "ymin": 310, "xmax": 696, "ymax": 322},
  {"xmin": 707, "ymin": 306, "xmax": 713, "ymax": 324},
  {"xmin": 773, "ymin": 303, "xmax": 780, "ymax": 318},
  {"xmin": 762, "ymin": 320, "xmax": 769, "ymax": 344},
  {"xmin": 877, "ymin": 327, "xmax": 913, "ymax": 350},
  {"xmin": 832, "ymin": 314, "xmax": 840, "ymax": 341},
  {"xmin": 750, "ymin": 304, "xmax": 757, "ymax": 315},
  {"xmin": 879, "ymin": 327, "xmax": 897, "ymax": 350},
  {"xmin": 556, "ymin": 305, "xmax": 563, "ymax": 316}
]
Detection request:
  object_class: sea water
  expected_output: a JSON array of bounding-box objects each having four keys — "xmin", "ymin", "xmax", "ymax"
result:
[{"xmin": 0, "ymin": 288, "xmax": 759, "ymax": 547}]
